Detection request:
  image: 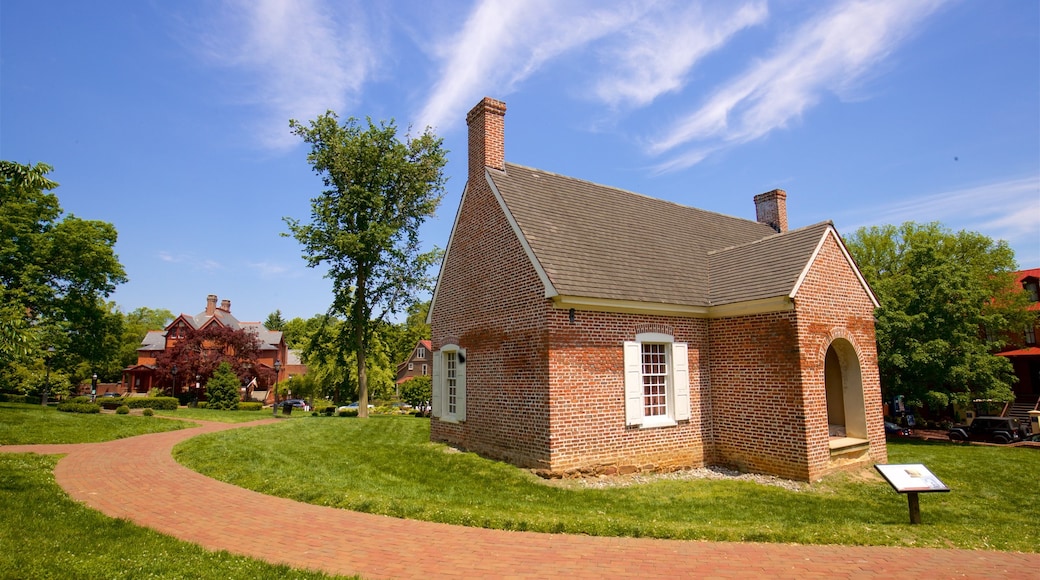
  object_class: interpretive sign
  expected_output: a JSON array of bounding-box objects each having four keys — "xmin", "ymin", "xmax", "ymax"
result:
[{"xmin": 875, "ymin": 464, "xmax": 949, "ymax": 524}]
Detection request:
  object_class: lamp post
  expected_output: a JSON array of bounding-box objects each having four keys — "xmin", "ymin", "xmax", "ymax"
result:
[
  {"xmin": 42, "ymin": 346, "xmax": 55, "ymax": 406},
  {"xmin": 91, "ymin": 372, "xmax": 98, "ymax": 402},
  {"xmin": 171, "ymin": 365, "xmax": 178, "ymax": 398},
  {"xmin": 272, "ymin": 359, "xmax": 282, "ymax": 417},
  {"xmin": 194, "ymin": 374, "xmax": 200, "ymax": 407}
]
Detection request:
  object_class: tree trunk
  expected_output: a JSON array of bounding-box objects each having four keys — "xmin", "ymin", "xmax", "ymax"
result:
[{"xmin": 354, "ymin": 270, "xmax": 369, "ymax": 418}]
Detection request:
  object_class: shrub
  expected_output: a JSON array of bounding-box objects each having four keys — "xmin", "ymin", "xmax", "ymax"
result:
[
  {"xmin": 322, "ymin": 406, "xmax": 336, "ymax": 416},
  {"xmin": 237, "ymin": 402, "xmax": 262, "ymax": 411},
  {"xmin": 124, "ymin": 397, "xmax": 179, "ymax": 411},
  {"xmin": 338, "ymin": 408, "xmax": 358, "ymax": 418},
  {"xmin": 142, "ymin": 407, "xmax": 154, "ymax": 417},
  {"xmin": 116, "ymin": 405, "xmax": 130, "ymax": 415},
  {"xmin": 56, "ymin": 402, "xmax": 100, "ymax": 414},
  {"xmin": 206, "ymin": 362, "xmax": 241, "ymax": 411},
  {"xmin": 197, "ymin": 402, "xmax": 208, "ymax": 409},
  {"xmin": 0, "ymin": 393, "xmax": 28, "ymax": 404},
  {"xmin": 68, "ymin": 396, "xmax": 93, "ymax": 404}
]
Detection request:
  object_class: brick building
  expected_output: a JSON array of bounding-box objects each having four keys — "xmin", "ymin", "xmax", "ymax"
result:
[
  {"xmin": 995, "ymin": 268, "xmax": 1040, "ymax": 420},
  {"xmin": 396, "ymin": 339, "xmax": 432, "ymax": 385},
  {"xmin": 121, "ymin": 295, "xmax": 303, "ymax": 403},
  {"xmin": 427, "ymin": 97, "xmax": 886, "ymax": 481}
]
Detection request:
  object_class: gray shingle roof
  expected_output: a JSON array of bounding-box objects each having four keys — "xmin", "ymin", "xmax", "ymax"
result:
[
  {"xmin": 489, "ymin": 163, "xmax": 817, "ymax": 308},
  {"xmin": 708, "ymin": 221, "xmax": 832, "ymax": 306}
]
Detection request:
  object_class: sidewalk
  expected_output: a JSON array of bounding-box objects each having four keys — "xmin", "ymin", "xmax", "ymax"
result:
[{"xmin": 4, "ymin": 420, "xmax": 1037, "ymax": 579}]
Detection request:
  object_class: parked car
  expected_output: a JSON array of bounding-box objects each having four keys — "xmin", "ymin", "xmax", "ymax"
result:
[
  {"xmin": 281, "ymin": 399, "xmax": 309, "ymax": 410},
  {"xmin": 344, "ymin": 402, "xmax": 374, "ymax": 409},
  {"xmin": 884, "ymin": 421, "xmax": 911, "ymax": 437},
  {"xmin": 1021, "ymin": 432, "xmax": 1040, "ymax": 443},
  {"xmin": 947, "ymin": 416, "xmax": 1024, "ymax": 444},
  {"xmin": 101, "ymin": 392, "xmax": 122, "ymax": 398}
]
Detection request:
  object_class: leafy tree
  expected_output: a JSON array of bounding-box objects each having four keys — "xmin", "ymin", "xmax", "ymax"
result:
[
  {"xmin": 206, "ymin": 362, "xmax": 241, "ymax": 410},
  {"xmin": 264, "ymin": 310, "xmax": 287, "ymax": 331},
  {"xmin": 845, "ymin": 222, "xmax": 1033, "ymax": 413},
  {"xmin": 400, "ymin": 375, "xmax": 432, "ymax": 415},
  {"xmin": 0, "ymin": 160, "xmax": 126, "ymax": 389},
  {"xmin": 119, "ymin": 307, "xmax": 174, "ymax": 369},
  {"xmin": 284, "ymin": 111, "xmax": 447, "ymax": 417}
]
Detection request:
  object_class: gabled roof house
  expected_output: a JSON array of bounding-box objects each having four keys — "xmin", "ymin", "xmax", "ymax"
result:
[
  {"xmin": 427, "ymin": 97, "xmax": 887, "ymax": 481},
  {"xmin": 122, "ymin": 295, "xmax": 303, "ymax": 402}
]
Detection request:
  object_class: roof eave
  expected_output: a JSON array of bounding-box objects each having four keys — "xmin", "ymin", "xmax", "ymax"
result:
[{"xmin": 551, "ymin": 294, "xmax": 793, "ymax": 319}]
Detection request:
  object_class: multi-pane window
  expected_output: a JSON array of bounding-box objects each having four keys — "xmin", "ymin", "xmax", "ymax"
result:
[
  {"xmin": 445, "ymin": 351, "xmax": 457, "ymax": 415},
  {"xmin": 417, "ymin": 346, "xmax": 427, "ymax": 359},
  {"xmin": 642, "ymin": 343, "xmax": 668, "ymax": 417},
  {"xmin": 422, "ymin": 364, "xmax": 428, "ymax": 375},
  {"xmin": 1026, "ymin": 326, "xmax": 1036, "ymax": 346}
]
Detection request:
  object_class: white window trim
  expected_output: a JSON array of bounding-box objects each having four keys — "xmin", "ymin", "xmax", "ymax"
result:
[
  {"xmin": 432, "ymin": 344, "xmax": 466, "ymax": 423},
  {"xmin": 623, "ymin": 333, "xmax": 690, "ymax": 428}
]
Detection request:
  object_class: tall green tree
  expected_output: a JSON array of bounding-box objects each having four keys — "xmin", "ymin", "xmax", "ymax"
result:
[
  {"xmin": 845, "ymin": 222, "xmax": 1033, "ymax": 412},
  {"xmin": 264, "ymin": 310, "xmax": 287, "ymax": 331},
  {"xmin": 284, "ymin": 112, "xmax": 447, "ymax": 417},
  {"xmin": 0, "ymin": 160, "xmax": 127, "ymax": 388},
  {"xmin": 119, "ymin": 307, "xmax": 174, "ymax": 369}
]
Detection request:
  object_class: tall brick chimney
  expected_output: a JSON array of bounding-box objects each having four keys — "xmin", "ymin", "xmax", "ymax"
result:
[
  {"xmin": 466, "ymin": 97, "xmax": 507, "ymax": 182},
  {"xmin": 754, "ymin": 189, "xmax": 788, "ymax": 233},
  {"xmin": 206, "ymin": 294, "xmax": 217, "ymax": 316},
  {"xmin": 220, "ymin": 299, "xmax": 231, "ymax": 313}
]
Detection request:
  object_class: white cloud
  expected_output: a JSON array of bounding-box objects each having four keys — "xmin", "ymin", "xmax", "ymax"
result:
[
  {"xmin": 193, "ymin": 0, "xmax": 377, "ymax": 150},
  {"xmin": 415, "ymin": 0, "xmax": 644, "ymax": 132},
  {"xmin": 249, "ymin": 261, "xmax": 290, "ymax": 278},
  {"xmin": 839, "ymin": 175, "xmax": 1040, "ymax": 265},
  {"xmin": 593, "ymin": 2, "xmax": 768, "ymax": 109},
  {"xmin": 650, "ymin": 0, "xmax": 949, "ymax": 169}
]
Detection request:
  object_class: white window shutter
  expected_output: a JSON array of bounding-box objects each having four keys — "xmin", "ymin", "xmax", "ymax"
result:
[
  {"xmin": 431, "ymin": 350, "xmax": 442, "ymax": 418},
  {"xmin": 456, "ymin": 348, "xmax": 466, "ymax": 421},
  {"xmin": 623, "ymin": 341, "xmax": 643, "ymax": 426},
  {"xmin": 671, "ymin": 342, "xmax": 690, "ymax": 421}
]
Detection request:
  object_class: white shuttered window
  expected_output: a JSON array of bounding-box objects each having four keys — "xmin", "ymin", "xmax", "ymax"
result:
[{"xmin": 623, "ymin": 334, "xmax": 691, "ymax": 427}]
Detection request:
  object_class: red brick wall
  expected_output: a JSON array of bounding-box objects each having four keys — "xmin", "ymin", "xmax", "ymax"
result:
[
  {"xmin": 546, "ymin": 312, "xmax": 712, "ymax": 474},
  {"xmin": 429, "ymin": 172, "xmax": 553, "ymax": 469},
  {"xmin": 709, "ymin": 310, "xmax": 811, "ymax": 480},
  {"xmin": 792, "ymin": 233, "xmax": 887, "ymax": 479}
]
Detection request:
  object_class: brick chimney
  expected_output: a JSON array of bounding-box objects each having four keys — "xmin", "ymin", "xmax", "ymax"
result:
[
  {"xmin": 206, "ymin": 294, "xmax": 217, "ymax": 316},
  {"xmin": 220, "ymin": 299, "xmax": 231, "ymax": 313},
  {"xmin": 754, "ymin": 189, "xmax": 788, "ymax": 233},
  {"xmin": 466, "ymin": 97, "xmax": 507, "ymax": 182}
]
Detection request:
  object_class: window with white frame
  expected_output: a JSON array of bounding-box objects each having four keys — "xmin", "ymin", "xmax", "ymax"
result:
[
  {"xmin": 432, "ymin": 345, "xmax": 466, "ymax": 422},
  {"xmin": 624, "ymin": 333, "xmax": 690, "ymax": 427},
  {"xmin": 422, "ymin": 363, "xmax": 428, "ymax": 375},
  {"xmin": 1026, "ymin": 326, "xmax": 1036, "ymax": 346},
  {"xmin": 408, "ymin": 363, "xmax": 414, "ymax": 371},
  {"xmin": 417, "ymin": 346, "xmax": 427, "ymax": 359}
]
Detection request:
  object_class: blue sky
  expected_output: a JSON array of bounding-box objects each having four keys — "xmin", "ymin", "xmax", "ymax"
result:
[{"xmin": 3, "ymin": 0, "xmax": 1037, "ymax": 323}]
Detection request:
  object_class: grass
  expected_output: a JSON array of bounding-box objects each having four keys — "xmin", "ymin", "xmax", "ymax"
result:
[
  {"xmin": 175, "ymin": 415, "xmax": 1040, "ymax": 552},
  {"xmin": 0, "ymin": 453, "xmax": 350, "ymax": 579},
  {"xmin": 0, "ymin": 402, "xmax": 194, "ymax": 444},
  {"xmin": 154, "ymin": 406, "xmax": 277, "ymax": 423}
]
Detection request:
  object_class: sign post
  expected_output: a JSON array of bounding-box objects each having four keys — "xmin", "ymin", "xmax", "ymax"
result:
[{"xmin": 875, "ymin": 464, "xmax": 949, "ymax": 524}]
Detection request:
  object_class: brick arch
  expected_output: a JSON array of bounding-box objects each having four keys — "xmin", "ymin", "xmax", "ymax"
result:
[
  {"xmin": 634, "ymin": 323, "xmax": 674, "ymax": 337},
  {"xmin": 820, "ymin": 328, "xmax": 867, "ymax": 439}
]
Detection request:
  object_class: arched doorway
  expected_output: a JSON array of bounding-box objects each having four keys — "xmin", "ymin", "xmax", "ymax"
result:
[{"xmin": 825, "ymin": 339, "xmax": 867, "ymax": 439}]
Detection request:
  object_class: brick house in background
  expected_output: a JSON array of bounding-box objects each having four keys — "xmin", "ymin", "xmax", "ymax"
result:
[
  {"xmin": 121, "ymin": 295, "xmax": 303, "ymax": 403},
  {"xmin": 995, "ymin": 268, "xmax": 1040, "ymax": 420},
  {"xmin": 426, "ymin": 97, "xmax": 887, "ymax": 482},
  {"xmin": 396, "ymin": 340, "xmax": 432, "ymax": 384}
]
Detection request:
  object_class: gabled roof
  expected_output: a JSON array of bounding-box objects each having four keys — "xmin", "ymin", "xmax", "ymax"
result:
[
  {"xmin": 137, "ymin": 330, "xmax": 166, "ymax": 351},
  {"xmin": 489, "ymin": 163, "xmax": 777, "ymax": 308},
  {"xmin": 479, "ymin": 163, "xmax": 876, "ymax": 313}
]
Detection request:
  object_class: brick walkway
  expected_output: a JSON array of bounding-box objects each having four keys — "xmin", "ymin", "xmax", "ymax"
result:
[{"xmin": 3, "ymin": 420, "xmax": 1037, "ymax": 579}]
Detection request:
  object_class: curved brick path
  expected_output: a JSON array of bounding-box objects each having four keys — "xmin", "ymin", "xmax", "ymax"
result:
[{"xmin": 3, "ymin": 419, "xmax": 1037, "ymax": 579}]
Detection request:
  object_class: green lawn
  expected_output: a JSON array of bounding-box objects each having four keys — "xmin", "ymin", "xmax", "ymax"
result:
[
  {"xmin": 154, "ymin": 406, "xmax": 277, "ymax": 423},
  {"xmin": 0, "ymin": 402, "xmax": 194, "ymax": 444},
  {"xmin": 175, "ymin": 415, "xmax": 1040, "ymax": 552}
]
